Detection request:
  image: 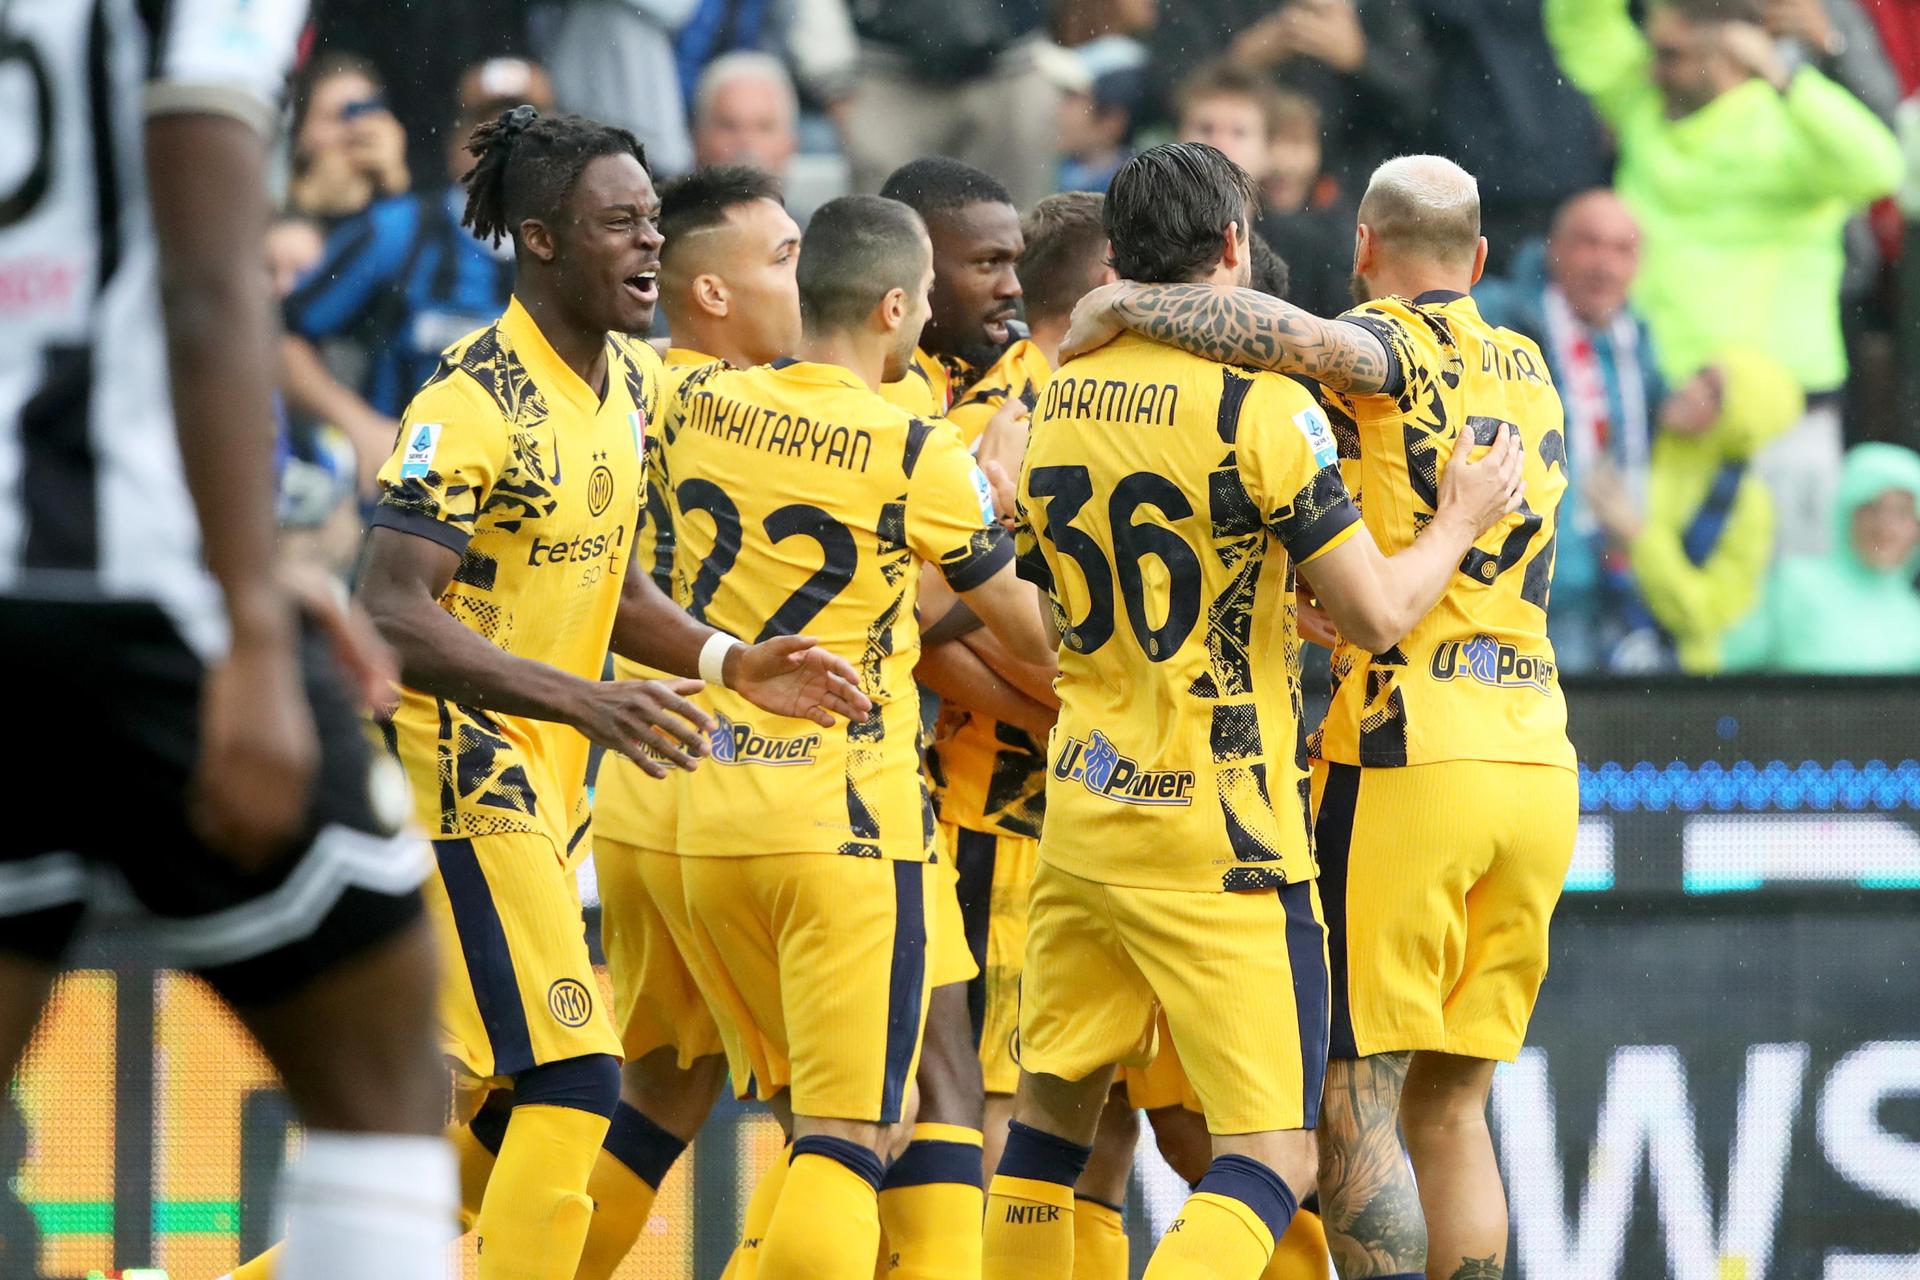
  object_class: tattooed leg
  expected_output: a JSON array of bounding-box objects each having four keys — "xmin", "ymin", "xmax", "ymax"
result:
[
  {"xmin": 1401, "ymin": 1052, "xmax": 1505, "ymax": 1280},
  {"xmin": 1319, "ymin": 1052, "xmax": 1424, "ymax": 1278}
]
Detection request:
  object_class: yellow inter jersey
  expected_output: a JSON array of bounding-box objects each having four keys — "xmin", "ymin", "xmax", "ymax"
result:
[
  {"xmin": 593, "ymin": 347, "xmax": 721, "ymax": 852},
  {"xmin": 928, "ymin": 337, "xmax": 1056, "ymax": 839},
  {"xmin": 373, "ymin": 298, "xmax": 663, "ymax": 851},
  {"xmin": 878, "ymin": 346, "xmax": 963, "ymax": 418},
  {"xmin": 664, "ymin": 358, "xmax": 1012, "ymax": 859},
  {"xmin": 1015, "ymin": 333, "xmax": 1363, "ymax": 892},
  {"xmin": 1310, "ymin": 291, "xmax": 1576, "ymax": 771}
]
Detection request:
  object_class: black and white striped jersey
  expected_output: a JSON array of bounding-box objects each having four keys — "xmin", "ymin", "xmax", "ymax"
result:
[{"xmin": 0, "ymin": 0, "xmax": 307, "ymax": 657}]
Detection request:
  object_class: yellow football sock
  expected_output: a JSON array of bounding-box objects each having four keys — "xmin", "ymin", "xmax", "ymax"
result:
[
  {"xmin": 759, "ymin": 1141, "xmax": 885, "ymax": 1280},
  {"xmin": 574, "ymin": 1146, "xmax": 657, "ymax": 1280},
  {"xmin": 877, "ymin": 1122, "xmax": 984, "ymax": 1280},
  {"xmin": 1261, "ymin": 1207, "xmax": 1329, "ymax": 1280},
  {"xmin": 983, "ymin": 1174, "xmax": 1076, "ymax": 1280},
  {"xmin": 1071, "ymin": 1197, "xmax": 1128, "ymax": 1280},
  {"xmin": 575, "ymin": 1101, "xmax": 691, "ymax": 1280},
  {"xmin": 721, "ymin": 1143, "xmax": 792, "ymax": 1280},
  {"xmin": 474, "ymin": 1103, "xmax": 610, "ymax": 1280},
  {"xmin": 225, "ymin": 1242, "xmax": 280, "ymax": 1280},
  {"xmin": 1143, "ymin": 1191, "xmax": 1275, "ymax": 1280},
  {"xmin": 451, "ymin": 1118, "xmax": 502, "ymax": 1233}
]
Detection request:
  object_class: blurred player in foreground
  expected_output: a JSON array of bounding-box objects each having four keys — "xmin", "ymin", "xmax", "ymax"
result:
[
  {"xmin": 987, "ymin": 141, "xmax": 1524, "ymax": 1280},
  {"xmin": 1070, "ymin": 153, "xmax": 1575, "ymax": 1280},
  {"xmin": 0, "ymin": 4, "xmax": 452, "ymax": 1279}
]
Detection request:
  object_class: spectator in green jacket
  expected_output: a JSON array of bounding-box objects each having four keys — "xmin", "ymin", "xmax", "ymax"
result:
[
  {"xmin": 1587, "ymin": 348, "xmax": 1802, "ymax": 672},
  {"xmin": 1546, "ymin": 0, "xmax": 1902, "ymax": 559},
  {"xmin": 1725, "ymin": 443, "xmax": 1920, "ymax": 673}
]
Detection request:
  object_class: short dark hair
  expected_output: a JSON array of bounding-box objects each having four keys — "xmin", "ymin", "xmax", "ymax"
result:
[
  {"xmin": 657, "ymin": 165, "xmax": 786, "ymax": 269},
  {"xmin": 797, "ymin": 195, "xmax": 928, "ymax": 333},
  {"xmin": 293, "ymin": 51, "xmax": 384, "ymax": 134},
  {"xmin": 1105, "ymin": 142, "xmax": 1257, "ymax": 284},
  {"xmin": 879, "ymin": 157, "xmax": 1013, "ymax": 220},
  {"xmin": 462, "ymin": 107, "xmax": 649, "ymax": 248},
  {"xmin": 1019, "ymin": 192, "xmax": 1109, "ymax": 325},
  {"xmin": 1249, "ymin": 232, "xmax": 1291, "ymax": 300}
]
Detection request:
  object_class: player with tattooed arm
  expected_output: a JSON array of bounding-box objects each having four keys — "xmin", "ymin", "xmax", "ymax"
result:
[{"xmin": 1065, "ymin": 154, "xmax": 1576, "ymax": 1280}]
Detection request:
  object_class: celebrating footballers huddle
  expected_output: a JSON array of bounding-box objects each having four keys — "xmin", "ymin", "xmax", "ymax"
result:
[{"xmin": 0, "ymin": 9, "xmax": 1572, "ymax": 1278}]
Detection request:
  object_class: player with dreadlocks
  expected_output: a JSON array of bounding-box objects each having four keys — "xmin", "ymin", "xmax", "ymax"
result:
[{"xmin": 225, "ymin": 106, "xmax": 870, "ymax": 1280}]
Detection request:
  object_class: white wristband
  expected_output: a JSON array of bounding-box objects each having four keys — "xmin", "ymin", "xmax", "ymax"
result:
[{"xmin": 698, "ymin": 631, "xmax": 740, "ymax": 688}]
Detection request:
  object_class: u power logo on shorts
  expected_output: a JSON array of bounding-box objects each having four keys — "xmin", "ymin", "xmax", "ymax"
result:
[{"xmin": 547, "ymin": 978, "xmax": 594, "ymax": 1027}]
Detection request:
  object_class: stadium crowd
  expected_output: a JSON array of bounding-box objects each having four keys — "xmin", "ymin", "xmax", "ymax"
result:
[{"xmin": 269, "ymin": 0, "xmax": 1920, "ymax": 676}]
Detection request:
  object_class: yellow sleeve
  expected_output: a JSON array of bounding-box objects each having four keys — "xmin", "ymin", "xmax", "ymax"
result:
[
  {"xmin": 905, "ymin": 418, "xmax": 1014, "ymax": 591},
  {"xmin": 1235, "ymin": 375, "xmax": 1363, "ymax": 566},
  {"xmin": 371, "ymin": 377, "xmax": 510, "ymax": 554}
]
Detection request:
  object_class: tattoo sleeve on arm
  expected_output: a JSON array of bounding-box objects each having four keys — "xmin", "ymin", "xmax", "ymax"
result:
[{"xmin": 1110, "ymin": 284, "xmax": 1393, "ymax": 395}]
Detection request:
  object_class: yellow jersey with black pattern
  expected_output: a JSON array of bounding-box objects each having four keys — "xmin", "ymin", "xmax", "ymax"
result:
[
  {"xmin": 1311, "ymin": 291, "xmax": 1576, "ymax": 772},
  {"xmin": 664, "ymin": 357, "xmax": 1012, "ymax": 859},
  {"xmin": 927, "ymin": 337, "xmax": 1056, "ymax": 839},
  {"xmin": 593, "ymin": 346, "xmax": 721, "ymax": 852},
  {"xmin": 1015, "ymin": 333, "xmax": 1362, "ymax": 892},
  {"xmin": 373, "ymin": 297, "xmax": 661, "ymax": 851},
  {"xmin": 945, "ymin": 337, "xmax": 1051, "ymax": 446},
  {"xmin": 879, "ymin": 346, "xmax": 966, "ymax": 418}
]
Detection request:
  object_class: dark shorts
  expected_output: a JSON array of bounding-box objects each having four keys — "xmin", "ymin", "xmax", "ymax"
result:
[{"xmin": 0, "ymin": 597, "xmax": 428, "ymax": 1005}]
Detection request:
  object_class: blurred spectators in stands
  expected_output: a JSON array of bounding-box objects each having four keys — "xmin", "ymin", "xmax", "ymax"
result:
[
  {"xmin": 1481, "ymin": 190, "xmax": 1668, "ymax": 670},
  {"xmin": 1868, "ymin": 0, "xmax": 1920, "ymax": 95},
  {"xmin": 1408, "ymin": 0, "xmax": 1609, "ymax": 271},
  {"xmin": 542, "ymin": 0, "xmax": 696, "ymax": 176},
  {"xmin": 312, "ymin": 0, "xmax": 537, "ymax": 181},
  {"xmin": 1548, "ymin": 0, "xmax": 1902, "ymax": 560},
  {"xmin": 1764, "ymin": 0, "xmax": 1902, "ymax": 120},
  {"xmin": 281, "ymin": 59, "xmax": 554, "ymax": 493},
  {"xmin": 1726, "ymin": 442, "xmax": 1920, "ymax": 672},
  {"xmin": 287, "ymin": 54, "xmax": 411, "ymax": 224},
  {"xmin": 1172, "ymin": 64, "xmax": 1351, "ymax": 317},
  {"xmin": 693, "ymin": 52, "xmax": 800, "ymax": 175},
  {"xmin": 842, "ymin": 0, "xmax": 1064, "ymax": 207},
  {"xmin": 1144, "ymin": 0, "xmax": 1434, "ymax": 195},
  {"xmin": 1589, "ymin": 350, "xmax": 1801, "ymax": 672},
  {"xmin": 266, "ymin": 215, "xmax": 328, "ymax": 300},
  {"xmin": 1056, "ymin": 46, "xmax": 1148, "ymax": 194}
]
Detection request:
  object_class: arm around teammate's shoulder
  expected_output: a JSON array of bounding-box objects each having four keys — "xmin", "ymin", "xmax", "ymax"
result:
[
  {"xmin": 1305, "ymin": 426, "xmax": 1526, "ymax": 654},
  {"xmin": 1060, "ymin": 281, "xmax": 1396, "ymax": 397}
]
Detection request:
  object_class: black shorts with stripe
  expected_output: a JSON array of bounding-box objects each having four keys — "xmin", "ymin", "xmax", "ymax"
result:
[{"xmin": 0, "ymin": 598, "xmax": 428, "ymax": 1004}]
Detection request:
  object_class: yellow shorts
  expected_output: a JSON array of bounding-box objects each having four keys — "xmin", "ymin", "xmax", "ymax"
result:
[
  {"xmin": 1018, "ymin": 859, "xmax": 1328, "ymax": 1135},
  {"xmin": 597, "ymin": 837, "xmax": 723, "ymax": 1066},
  {"xmin": 1120, "ymin": 1009, "xmax": 1201, "ymax": 1113},
  {"xmin": 940, "ymin": 822, "xmax": 1039, "ymax": 1095},
  {"xmin": 679, "ymin": 853, "xmax": 936, "ymax": 1123},
  {"xmin": 423, "ymin": 831, "xmax": 622, "ymax": 1083},
  {"xmin": 930, "ymin": 850, "xmax": 980, "ymax": 988},
  {"xmin": 1312, "ymin": 759, "xmax": 1577, "ymax": 1062}
]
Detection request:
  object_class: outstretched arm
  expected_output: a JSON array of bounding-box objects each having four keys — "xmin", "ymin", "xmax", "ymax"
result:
[{"xmin": 1062, "ymin": 281, "xmax": 1395, "ymax": 396}]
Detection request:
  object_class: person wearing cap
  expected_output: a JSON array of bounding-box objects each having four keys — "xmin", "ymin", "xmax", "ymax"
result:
[{"xmin": 280, "ymin": 58, "xmax": 556, "ymax": 494}]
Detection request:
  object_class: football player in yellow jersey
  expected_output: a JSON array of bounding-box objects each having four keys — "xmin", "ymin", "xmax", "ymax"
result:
[
  {"xmin": 572, "ymin": 164, "xmax": 805, "ymax": 1279},
  {"xmin": 661, "ymin": 194, "xmax": 1054, "ymax": 1280},
  {"xmin": 985, "ymin": 142, "xmax": 1525, "ymax": 1280},
  {"xmin": 1065, "ymin": 154, "xmax": 1575, "ymax": 1280},
  {"xmin": 860, "ymin": 155, "xmax": 1033, "ymax": 1267},
  {"xmin": 345, "ymin": 111, "xmax": 868, "ymax": 1280}
]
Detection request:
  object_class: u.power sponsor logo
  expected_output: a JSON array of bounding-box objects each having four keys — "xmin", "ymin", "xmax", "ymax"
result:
[
  {"xmin": 1053, "ymin": 729, "xmax": 1194, "ymax": 807},
  {"xmin": 1430, "ymin": 633, "xmax": 1555, "ymax": 694},
  {"xmin": 708, "ymin": 714, "xmax": 821, "ymax": 766}
]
